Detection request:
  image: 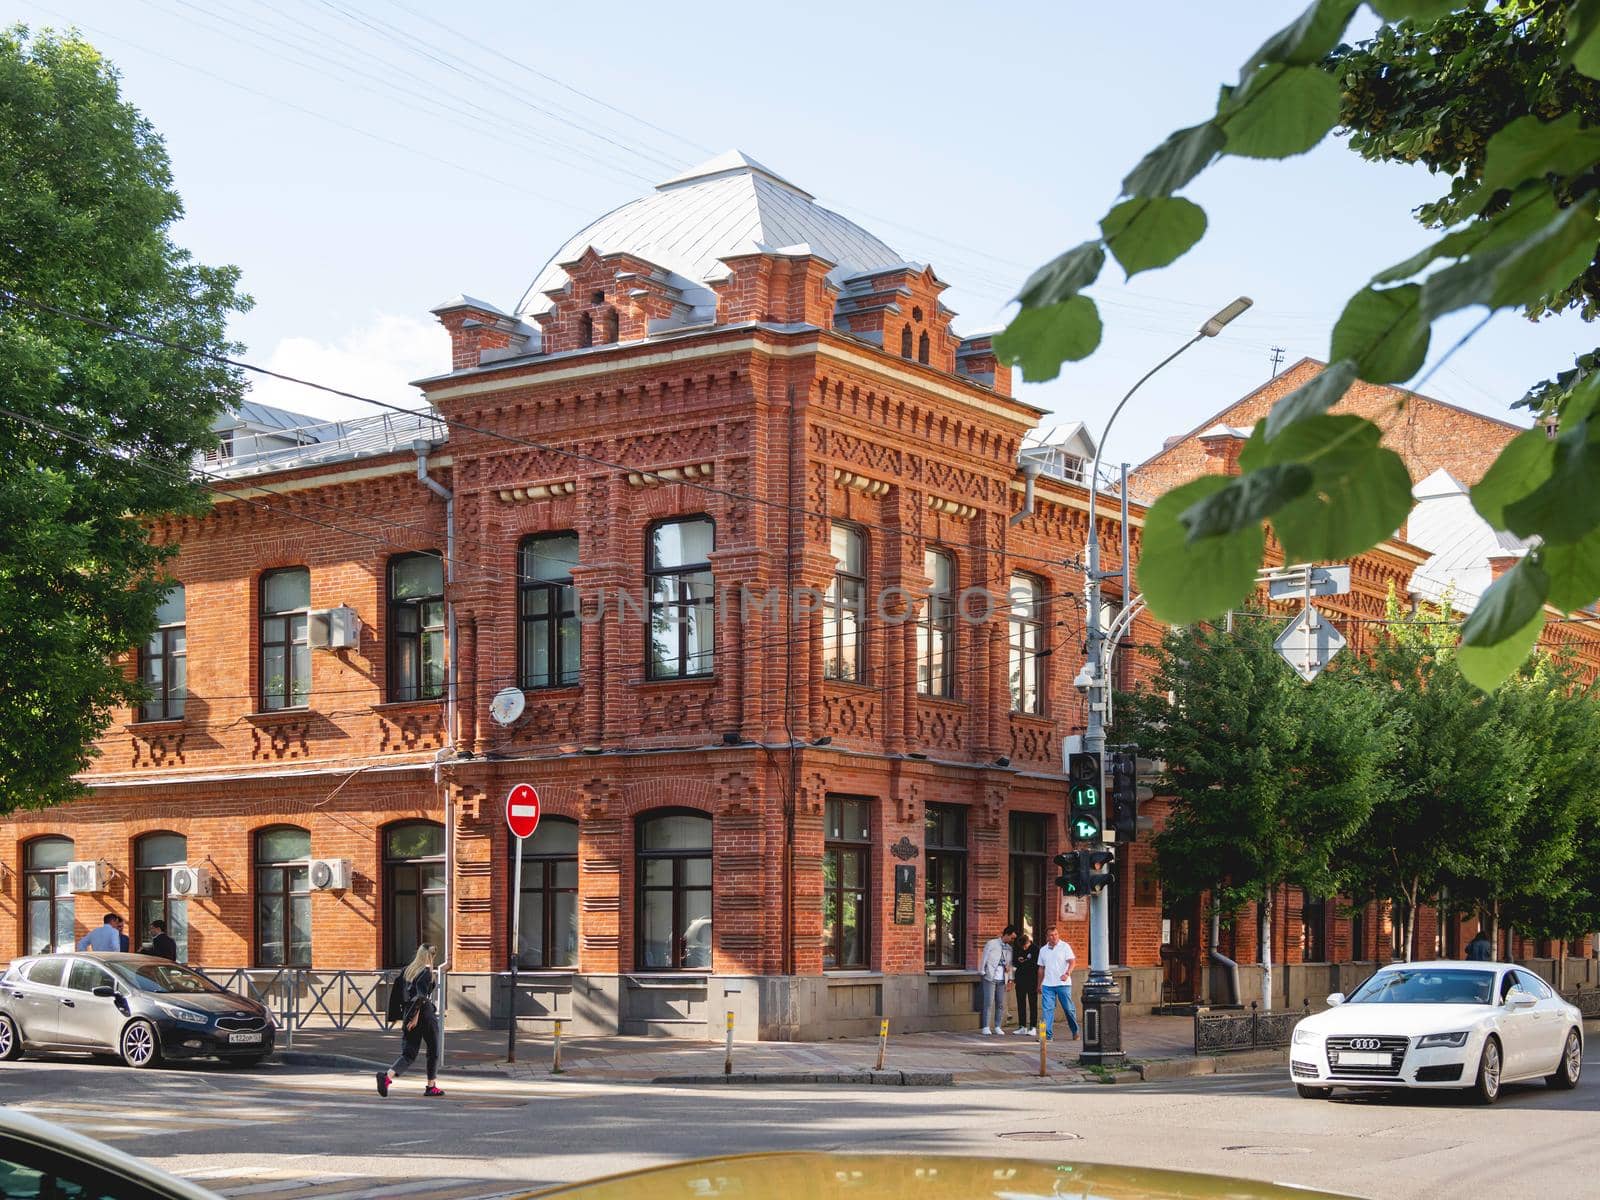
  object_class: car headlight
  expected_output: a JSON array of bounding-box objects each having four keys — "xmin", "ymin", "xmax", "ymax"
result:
[
  {"xmin": 1292, "ymin": 1027, "xmax": 1319, "ymax": 1045},
  {"xmin": 1416, "ymin": 1030, "xmax": 1469, "ymax": 1048},
  {"xmin": 156, "ymin": 1002, "xmax": 208, "ymax": 1025}
]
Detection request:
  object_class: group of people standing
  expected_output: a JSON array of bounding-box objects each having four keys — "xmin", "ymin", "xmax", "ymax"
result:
[
  {"xmin": 979, "ymin": 923, "xmax": 1081, "ymax": 1040},
  {"xmin": 75, "ymin": 912, "xmax": 176, "ymax": 959}
]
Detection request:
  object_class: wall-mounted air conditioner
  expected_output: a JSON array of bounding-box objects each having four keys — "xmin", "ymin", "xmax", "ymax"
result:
[
  {"xmin": 308, "ymin": 858, "xmax": 353, "ymax": 892},
  {"xmin": 308, "ymin": 605, "xmax": 362, "ymax": 650},
  {"xmin": 65, "ymin": 860, "xmax": 109, "ymax": 895},
  {"xmin": 168, "ymin": 865, "xmax": 212, "ymax": 899}
]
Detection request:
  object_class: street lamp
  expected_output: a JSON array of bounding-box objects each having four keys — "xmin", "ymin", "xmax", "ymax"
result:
[{"xmin": 1077, "ymin": 296, "xmax": 1251, "ymax": 1067}]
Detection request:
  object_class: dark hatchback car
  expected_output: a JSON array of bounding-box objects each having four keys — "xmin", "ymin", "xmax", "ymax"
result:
[{"xmin": 0, "ymin": 953, "xmax": 275, "ymax": 1068}]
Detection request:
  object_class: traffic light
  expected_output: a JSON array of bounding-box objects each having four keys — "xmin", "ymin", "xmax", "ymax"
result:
[
  {"xmin": 1085, "ymin": 848, "xmax": 1115, "ymax": 893},
  {"xmin": 1066, "ymin": 751, "xmax": 1103, "ymax": 846},
  {"xmin": 1053, "ymin": 851, "xmax": 1083, "ymax": 895},
  {"xmin": 1108, "ymin": 750, "xmax": 1138, "ymax": 843}
]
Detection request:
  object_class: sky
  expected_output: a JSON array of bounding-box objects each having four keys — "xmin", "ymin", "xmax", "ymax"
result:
[{"xmin": 13, "ymin": 0, "xmax": 1596, "ymax": 466}]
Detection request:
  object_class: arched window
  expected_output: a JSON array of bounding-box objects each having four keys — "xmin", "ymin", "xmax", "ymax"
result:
[
  {"xmin": 24, "ymin": 837, "xmax": 74, "ymax": 955},
  {"xmin": 385, "ymin": 821, "xmax": 444, "ymax": 967},
  {"xmin": 823, "ymin": 524, "xmax": 866, "ymax": 681},
  {"xmin": 140, "ymin": 586, "xmax": 186, "ymax": 721},
  {"xmin": 636, "ymin": 811, "xmax": 711, "ymax": 970},
  {"xmin": 513, "ymin": 818, "xmax": 578, "ymax": 969},
  {"xmin": 646, "ymin": 517, "xmax": 715, "ymax": 679},
  {"xmin": 917, "ymin": 548, "xmax": 955, "ymax": 697},
  {"xmin": 601, "ymin": 309, "xmax": 619, "ymax": 345},
  {"xmin": 918, "ymin": 331, "xmax": 930, "ymax": 364},
  {"xmin": 519, "ymin": 533, "xmax": 580, "ymax": 689},
  {"xmin": 261, "ymin": 568, "xmax": 311, "ymax": 711},
  {"xmin": 1008, "ymin": 574, "xmax": 1046, "ymax": 715},
  {"xmin": 135, "ymin": 832, "xmax": 188, "ymax": 961},
  {"xmin": 256, "ymin": 827, "xmax": 311, "ymax": 967},
  {"xmin": 900, "ymin": 326, "xmax": 913, "ymax": 359},
  {"xmin": 388, "ymin": 553, "xmax": 446, "ymax": 702},
  {"xmin": 577, "ymin": 312, "xmax": 593, "ymax": 349}
]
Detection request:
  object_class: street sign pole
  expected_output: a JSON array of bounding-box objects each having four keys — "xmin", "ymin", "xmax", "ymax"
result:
[{"xmin": 503, "ymin": 783, "xmax": 541, "ymax": 1064}]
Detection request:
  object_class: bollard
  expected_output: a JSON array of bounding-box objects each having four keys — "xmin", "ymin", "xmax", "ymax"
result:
[
  {"xmin": 875, "ymin": 1017, "xmax": 889, "ymax": 1072},
  {"xmin": 551, "ymin": 1019, "xmax": 563, "ymax": 1074},
  {"xmin": 724, "ymin": 1010, "xmax": 735, "ymax": 1075},
  {"xmin": 1038, "ymin": 1020, "xmax": 1047, "ymax": 1077}
]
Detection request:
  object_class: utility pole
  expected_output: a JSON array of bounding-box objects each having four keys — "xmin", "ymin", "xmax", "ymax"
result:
[
  {"xmin": 1269, "ymin": 346, "xmax": 1285, "ymax": 377},
  {"xmin": 1078, "ymin": 296, "xmax": 1253, "ymax": 1067}
]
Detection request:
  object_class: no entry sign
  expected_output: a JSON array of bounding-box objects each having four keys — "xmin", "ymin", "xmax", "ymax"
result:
[{"xmin": 506, "ymin": 782, "xmax": 541, "ymax": 840}]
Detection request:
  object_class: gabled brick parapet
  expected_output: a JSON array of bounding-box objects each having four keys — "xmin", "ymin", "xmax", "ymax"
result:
[
  {"xmin": 432, "ymin": 295, "xmax": 537, "ymax": 371},
  {"xmin": 712, "ymin": 250, "xmax": 839, "ymax": 328}
]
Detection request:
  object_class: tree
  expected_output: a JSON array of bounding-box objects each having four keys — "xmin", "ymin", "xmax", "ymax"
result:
[
  {"xmin": 0, "ymin": 27, "xmax": 248, "ymax": 813},
  {"xmin": 1120, "ymin": 616, "xmax": 1397, "ymax": 1008},
  {"xmin": 997, "ymin": 0, "xmax": 1600, "ymax": 690}
]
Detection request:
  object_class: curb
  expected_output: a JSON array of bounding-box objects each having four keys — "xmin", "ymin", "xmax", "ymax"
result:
[
  {"xmin": 278, "ymin": 1050, "xmax": 389, "ymax": 1072},
  {"xmin": 1134, "ymin": 1048, "xmax": 1286, "ymax": 1081},
  {"xmin": 652, "ymin": 1070, "xmax": 954, "ymax": 1087}
]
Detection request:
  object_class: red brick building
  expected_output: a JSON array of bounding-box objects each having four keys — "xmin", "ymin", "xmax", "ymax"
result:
[{"xmin": 3, "ymin": 160, "xmax": 1593, "ymax": 1036}]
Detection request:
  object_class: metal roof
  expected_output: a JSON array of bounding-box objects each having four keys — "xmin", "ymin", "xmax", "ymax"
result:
[
  {"xmin": 516, "ymin": 151, "xmax": 901, "ymax": 317},
  {"xmin": 1407, "ymin": 468, "xmax": 1531, "ymax": 613}
]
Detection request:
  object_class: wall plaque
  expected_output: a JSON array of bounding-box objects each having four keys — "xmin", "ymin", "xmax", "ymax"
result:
[{"xmin": 894, "ymin": 864, "xmax": 917, "ymax": 925}]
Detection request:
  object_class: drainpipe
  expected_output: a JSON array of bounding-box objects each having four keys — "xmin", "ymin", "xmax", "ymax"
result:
[
  {"xmin": 1008, "ymin": 461, "xmax": 1041, "ymax": 527},
  {"xmin": 1210, "ymin": 909, "xmax": 1240, "ymax": 1007}
]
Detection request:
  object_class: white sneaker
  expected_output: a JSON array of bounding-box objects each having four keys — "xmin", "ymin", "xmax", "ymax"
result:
[
  {"xmin": 980, "ymin": 1027, "xmax": 993, "ymax": 1035},
  {"xmin": 1014, "ymin": 1027, "xmax": 1030, "ymax": 1036}
]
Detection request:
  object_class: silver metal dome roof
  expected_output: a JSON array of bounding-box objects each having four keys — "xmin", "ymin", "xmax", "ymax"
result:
[{"xmin": 515, "ymin": 151, "xmax": 902, "ymax": 317}]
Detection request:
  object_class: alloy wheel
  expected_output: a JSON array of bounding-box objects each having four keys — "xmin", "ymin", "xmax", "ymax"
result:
[
  {"xmin": 121, "ymin": 1021, "xmax": 156, "ymax": 1068},
  {"xmin": 1566, "ymin": 1032, "xmax": 1582, "ymax": 1083},
  {"xmin": 1482, "ymin": 1039, "xmax": 1500, "ymax": 1100},
  {"xmin": 0, "ymin": 1017, "xmax": 15, "ymax": 1059}
]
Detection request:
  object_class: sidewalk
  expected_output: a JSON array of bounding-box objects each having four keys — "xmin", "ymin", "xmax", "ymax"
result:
[{"xmin": 277, "ymin": 1011, "xmax": 1264, "ymax": 1086}]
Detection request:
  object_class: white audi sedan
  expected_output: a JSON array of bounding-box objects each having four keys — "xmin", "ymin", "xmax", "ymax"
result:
[{"xmin": 1289, "ymin": 961, "xmax": 1583, "ymax": 1104}]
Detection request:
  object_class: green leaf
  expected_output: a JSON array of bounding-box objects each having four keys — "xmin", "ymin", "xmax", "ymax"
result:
[
  {"xmin": 1566, "ymin": 0, "xmax": 1600, "ymax": 81},
  {"xmin": 1177, "ymin": 463, "xmax": 1314, "ymax": 540},
  {"xmin": 1543, "ymin": 528, "xmax": 1600, "ymax": 612},
  {"xmin": 1330, "ymin": 285, "xmax": 1430, "ymax": 384},
  {"xmin": 1122, "ymin": 121, "xmax": 1226, "ymax": 198},
  {"xmin": 1560, "ymin": 369, "xmax": 1600, "ymax": 426},
  {"xmin": 1370, "ymin": 188, "xmax": 1556, "ymax": 284},
  {"xmin": 1241, "ymin": 0, "xmax": 1361, "ymax": 78},
  {"xmin": 1471, "ymin": 426, "xmax": 1557, "ymax": 530},
  {"xmin": 1221, "ymin": 64, "xmax": 1342, "ymax": 159},
  {"xmin": 1503, "ymin": 419, "xmax": 1600, "ymax": 545},
  {"xmin": 994, "ymin": 296, "xmax": 1103, "ymax": 383},
  {"xmin": 1370, "ymin": 0, "xmax": 1458, "ymax": 20},
  {"xmin": 1466, "ymin": 115, "xmax": 1600, "ymax": 214},
  {"xmin": 1461, "ymin": 558, "xmax": 1550, "ymax": 647},
  {"xmin": 1457, "ymin": 606, "xmax": 1545, "ymax": 692},
  {"xmin": 1422, "ymin": 200, "xmax": 1600, "ymax": 318},
  {"xmin": 1263, "ymin": 359, "xmax": 1359, "ymax": 440},
  {"xmin": 1016, "ymin": 241, "xmax": 1106, "ymax": 309},
  {"xmin": 1100, "ymin": 197, "xmax": 1208, "ymax": 278},
  {"xmin": 1137, "ymin": 475, "xmax": 1266, "ymax": 624}
]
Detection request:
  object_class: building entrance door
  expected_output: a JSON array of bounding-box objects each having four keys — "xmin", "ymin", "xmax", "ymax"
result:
[{"xmin": 1160, "ymin": 896, "xmax": 1198, "ymax": 1005}]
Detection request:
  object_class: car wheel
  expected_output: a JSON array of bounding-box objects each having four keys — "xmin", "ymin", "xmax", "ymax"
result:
[
  {"xmin": 1470, "ymin": 1036, "xmax": 1502, "ymax": 1105},
  {"xmin": 1295, "ymin": 1083, "xmax": 1332, "ymax": 1099},
  {"xmin": 0, "ymin": 1015, "xmax": 22, "ymax": 1061},
  {"xmin": 1546, "ymin": 1029, "xmax": 1582, "ymax": 1090},
  {"xmin": 119, "ymin": 1019, "xmax": 161, "ymax": 1069}
]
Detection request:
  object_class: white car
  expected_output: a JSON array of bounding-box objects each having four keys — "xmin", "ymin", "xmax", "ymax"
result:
[{"xmin": 1289, "ymin": 960, "xmax": 1583, "ymax": 1104}]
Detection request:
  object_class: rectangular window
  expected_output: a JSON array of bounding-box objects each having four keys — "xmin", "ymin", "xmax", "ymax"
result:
[
  {"xmin": 1009, "ymin": 812, "xmax": 1047, "ymax": 942},
  {"xmin": 1351, "ymin": 907, "xmax": 1366, "ymax": 961},
  {"xmin": 389, "ymin": 554, "xmax": 446, "ymax": 702},
  {"xmin": 924, "ymin": 804, "xmax": 966, "ymax": 969},
  {"xmin": 1008, "ymin": 574, "xmax": 1045, "ymax": 715},
  {"xmin": 1300, "ymin": 892, "xmax": 1326, "ymax": 963},
  {"xmin": 823, "ymin": 524, "xmax": 866, "ymax": 682},
  {"xmin": 636, "ymin": 812, "xmax": 713, "ymax": 970},
  {"xmin": 515, "ymin": 820, "xmax": 579, "ymax": 969},
  {"xmin": 647, "ymin": 518, "xmax": 715, "ymax": 680},
  {"xmin": 824, "ymin": 797, "xmax": 872, "ymax": 970},
  {"xmin": 519, "ymin": 534, "xmax": 581, "ymax": 689},
  {"xmin": 918, "ymin": 549, "xmax": 955, "ymax": 697},
  {"xmin": 140, "ymin": 586, "xmax": 187, "ymax": 721},
  {"xmin": 260, "ymin": 568, "xmax": 311, "ymax": 711}
]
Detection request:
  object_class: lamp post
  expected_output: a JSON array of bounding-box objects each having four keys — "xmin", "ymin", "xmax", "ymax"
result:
[{"xmin": 1078, "ymin": 296, "xmax": 1252, "ymax": 1067}]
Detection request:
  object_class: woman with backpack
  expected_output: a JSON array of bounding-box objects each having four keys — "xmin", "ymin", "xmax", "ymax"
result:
[{"xmin": 376, "ymin": 943, "xmax": 444, "ymax": 1098}]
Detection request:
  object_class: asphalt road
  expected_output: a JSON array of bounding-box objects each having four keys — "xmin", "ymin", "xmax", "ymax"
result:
[{"xmin": 0, "ymin": 1043, "xmax": 1594, "ymax": 1200}]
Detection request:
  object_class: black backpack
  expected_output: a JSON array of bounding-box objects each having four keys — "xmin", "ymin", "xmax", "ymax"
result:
[{"xmin": 385, "ymin": 974, "xmax": 412, "ymax": 1026}]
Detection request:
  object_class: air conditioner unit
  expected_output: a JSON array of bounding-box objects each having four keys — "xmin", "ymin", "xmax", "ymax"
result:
[
  {"xmin": 65, "ymin": 860, "xmax": 109, "ymax": 895},
  {"xmin": 308, "ymin": 857, "xmax": 353, "ymax": 892},
  {"xmin": 308, "ymin": 605, "xmax": 362, "ymax": 650},
  {"xmin": 168, "ymin": 865, "xmax": 211, "ymax": 899}
]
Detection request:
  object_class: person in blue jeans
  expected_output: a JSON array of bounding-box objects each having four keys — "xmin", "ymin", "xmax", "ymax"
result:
[{"xmin": 1036, "ymin": 925, "xmax": 1079, "ymax": 1040}]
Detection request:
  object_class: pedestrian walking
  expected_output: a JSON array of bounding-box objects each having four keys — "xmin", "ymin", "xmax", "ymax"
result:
[
  {"xmin": 1037, "ymin": 925, "xmax": 1079, "ymax": 1041},
  {"xmin": 1465, "ymin": 927, "xmax": 1494, "ymax": 961},
  {"xmin": 376, "ymin": 944, "xmax": 445, "ymax": 1098},
  {"xmin": 978, "ymin": 924, "xmax": 1016, "ymax": 1035},
  {"xmin": 146, "ymin": 920, "xmax": 177, "ymax": 961},
  {"xmin": 1012, "ymin": 932, "xmax": 1039, "ymax": 1034},
  {"xmin": 76, "ymin": 913, "xmax": 123, "ymax": 953}
]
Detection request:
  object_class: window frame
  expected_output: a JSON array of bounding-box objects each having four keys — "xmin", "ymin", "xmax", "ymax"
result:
[
  {"xmin": 138, "ymin": 586, "xmax": 186, "ymax": 721},
  {"xmin": 134, "ymin": 831, "xmax": 188, "ymax": 962},
  {"xmin": 823, "ymin": 796, "xmax": 873, "ymax": 971},
  {"xmin": 518, "ymin": 533, "xmax": 581, "ymax": 690},
  {"xmin": 255, "ymin": 826, "xmax": 312, "ymax": 968},
  {"xmin": 924, "ymin": 804, "xmax": 967, "ymax": 969},
  {"xmin": 634, "ymin": 809, "xmax": 713, "ymax": 972},
  {"xmin": 383, "ymin": 821, "xmax": 446, "ymax": 969},
  {"xmin": 645, "ymin": 516, "xmax": 716, "ymax": 681},
  {"xmin": 259, "ymin": 567, "xmax": 311, "ymax": 712},
  {"xmin": 1008, "ymin": 574, "xmax": 1046, "ymax": 715},
  {"xmin": 1008, "ymin": 812, "xmax": 1048, "ymax": 943},
  {"xmin": 23, "ymin": 837, "xmax": 75, "ymax": 956},
  {"xmin": 1299, "ymin": 891, "xmax": 1327, "ymax": 963},
  {"xmin": 823, "ymin": 523, "xmax": 867, "ymax": 683},
  {"xmin": 387, "ymin": 553, "xmax": 446, "ymax": 703},
  {"xmin": 917, "ymin": 548, "xmax": 956, "ymax": 698},
  {"xmin": 512, "ymin": 818, "xmax": 579, "ymax": 970}
]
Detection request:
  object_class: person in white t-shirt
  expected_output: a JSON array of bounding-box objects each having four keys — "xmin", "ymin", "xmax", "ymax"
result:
[
  {"xmin": 977, "ymin": 924, "xmax": 1016, "ymax": 1034},
  {"xmin": 1036, "ymin": 925, "xmax": 1079, "ymax": 1041}
]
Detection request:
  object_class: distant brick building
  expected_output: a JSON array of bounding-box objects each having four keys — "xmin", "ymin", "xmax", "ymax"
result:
[{"xmin": 3, "ymin": 160, "xmax": 1592, "ymax": 1035}]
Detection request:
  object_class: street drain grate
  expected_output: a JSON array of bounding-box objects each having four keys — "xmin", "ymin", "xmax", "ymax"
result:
[
  {"xmin": 1222, "ymin": 1146, "xmax": 1311, "ymax": 1156},
  {"xmin": 998, "ymin": 1131, "xmax": 1082, "ymax": 1142}
]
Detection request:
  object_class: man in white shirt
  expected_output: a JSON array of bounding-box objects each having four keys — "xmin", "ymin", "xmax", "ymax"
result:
[
  {"xmin": 1036, "ymin": 925, "xmax": 1079, "ymax": 1041},
  {"xmin": 977, "ymin": 924, "xmax": 1017, "ymax": 1035},
  {"xmin": 76, "ymin": 913, "xmax": 124, "ymax": 953}
]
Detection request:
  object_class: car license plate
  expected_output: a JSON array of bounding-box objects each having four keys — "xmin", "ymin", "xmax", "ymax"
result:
[
  {"xmin": 228, "ymin": 1032, "xmax": 262, "ymax": 1044},
  {"xmin": 1337, "ymin": 1050, "xmax": 1389, "ymax": 1066}
]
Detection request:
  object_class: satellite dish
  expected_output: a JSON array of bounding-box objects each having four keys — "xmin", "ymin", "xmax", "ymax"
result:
[{"xmin": 489, "ymin": 686, "xmax": 526, "ymax": 727}]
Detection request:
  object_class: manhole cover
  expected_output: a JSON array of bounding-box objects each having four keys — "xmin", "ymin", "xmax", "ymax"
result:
[
  {"xmin": 1222, "ymin": 1146, "xmax": 1310, "ymax": 1157},
  {"xmin": 998, "ymin": 1131, "xmax": 1082, "ymax": 1142}
]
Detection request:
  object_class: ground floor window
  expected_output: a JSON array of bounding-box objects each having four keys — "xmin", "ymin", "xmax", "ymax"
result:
[
  {"xmin": 1008, "ymin": 813, "xmax": 1047, "ymax": 941},
  {"xmin": 135, "ymin": 832, "xmax": 188, "ymax": 961},
  {"xmin": 824, "ymin": 797, "xmax": 872, "ymax": 970},
  {"xmin": 24, "ymin": 837, "xmax": 74, "ymax": 955},
  {"xmin": 515, "ymin": 819, "xmax": 579, "ymax": 969},
  {"xmin": 257, "ymin": 827, "xmax": 311, "ymax": 967},
  {"xmin": 636, "ymin": 811, "xmax": 712, "ymax": 970},
  {"xmin": 386, "ymin": 822, "xmax": 445, "ymax": 967},
  {"xmin": 924, "ymin": 804, "xmax": 965, "ymax": 969}
]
